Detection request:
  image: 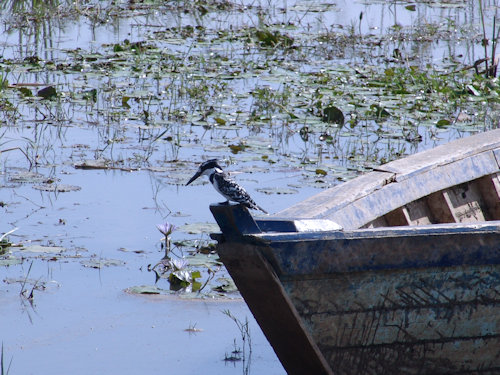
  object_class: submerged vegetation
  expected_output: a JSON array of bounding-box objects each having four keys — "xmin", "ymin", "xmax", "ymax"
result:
[
  {"xmin": 2, "ymin": 0, "xmax": 500, "ymax": 297},
  {"xmin": 1, "ymin": 1, "xmax": 499, "ymax": 178},
  {"xmin": 223, "ymin": 309, "xmax": 252, "ymax": 373},
  {"xmin": 2, "ymin": 1, "xmax": 500, "ymax": 373},
  {"xmin": 1, "ymin": 343, "xmax": 13, "ymax": 375}
]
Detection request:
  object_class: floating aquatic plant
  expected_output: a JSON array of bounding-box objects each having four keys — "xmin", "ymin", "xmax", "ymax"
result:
[
  {"xmin": 156, "ymin": 222, "xmax": 176, "ymax": 236},
  {"xmin": 167, "ymin": 258, "xmax": 201, "ymax": 291},
  {"xmin": 156, "ymin": 222, "xmax": 176, "ymax": 259},
  {"xmin": 0, "ymin": 228, "xmax": 17, "ymax": 255},
  {"xmin": 151, "ymin": 256, "xmax": 202, "ymax": 291},
  {"xmin": 152, "ymin": 223, "xmax": 202, "ymax": 291}
]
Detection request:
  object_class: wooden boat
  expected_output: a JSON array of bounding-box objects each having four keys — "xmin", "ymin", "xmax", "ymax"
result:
[{"xmin": 209, "ymin": 129, "xmax": 500, "ymax": 375}]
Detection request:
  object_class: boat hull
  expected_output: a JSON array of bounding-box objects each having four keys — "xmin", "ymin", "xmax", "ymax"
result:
[
  {"xmin": 284, "ymin": 264, "xmax": 500, "ymax": 374},
  {"xmin": 210, "ymin": 130, "xmax": 500, "ymax": 374},
  {"xmin": 212, "ymin": 204, "xmax": 500, "ymax": 374}
]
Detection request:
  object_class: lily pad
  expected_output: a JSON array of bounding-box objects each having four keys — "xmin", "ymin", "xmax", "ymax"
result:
[
  {"xmin": 126, "ymin": 285, "xmax": 161, "ymax": 294},
  {"xmin": 436, "ymin": 119, "xmax": 451, "ymax": 128},
  {"xmin": 369, "ymin": 104, "xmax": 391, "ymax": 118},
  {"xmin": 163, "ymin": 170, "xmax": 202, "ymax": 186},
  {"xmin": 256, "ymin": 187, "xmax": 299, "ymax": 195},
  {"xmin": 9, "ymin": 171, "xmax": 46, "ymax": 183},
  {"xmin": 0, "ymin": 256, "xmax": 22, "ymax": 266},
  {"xmin": 186, "ymin": 252, "xmax": 222, "ymax": 268},
  {"xmin": 178, "ymin": 222, "xmax": 219, "ymax": 234},
  {"xmin": 80, "ymin": 258, "xmax": 126, "ymax": 268},
  {"xmin": 37, "ymin": 86, "xmax": 57, "ymax": 99},
  {"xmin": 4, "ymin": 277, "xmax": 46, "ymax": 288},
  {"xmin": 20, "ymin": 245, "xmax": 66, "ymax": 253},
  {"xmin": 214, "ymin": 117, "xmax": 226, "ymax": 125},
  {"xmin": 212, "ymin": 277, "xmax": 238, "ymax": 293},
  {"xmin": 33, "ymin": 184, "xmax": 81, "ymax": 192},
  {"xmin": 117, "ymin": 247, "xmax": 146, "ymax": 254},
  {"xmin": 168, "ymin": 269, "xmax": 201, "ymax": 289},
  {"xmin": 322, "ymin": 105, "xmax": 344, "ymax": 125},
  {"xmin": 17, "ymin": 87, "xmax": 33, "ymax": 97},
  {"xmin": 228, "ymin": 143, "xmax": 246, "ymax": 154},
  {"xmin": 173, "ymin": 239, "xmax": 215, "ymax": 252},
  {"xmin": 74, "ymin": 159, "xmax": 110, "ymax": 169}
]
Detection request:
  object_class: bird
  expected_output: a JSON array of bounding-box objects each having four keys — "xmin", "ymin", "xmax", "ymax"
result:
[{"xmin": 186, "ymin": 159, "xmax": 268, "ymax": 214}]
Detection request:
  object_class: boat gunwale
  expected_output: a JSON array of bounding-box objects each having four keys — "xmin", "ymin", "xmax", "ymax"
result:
[
  {"xmin": 276, "ymin": 129, "xmax": 500, "ymax": 229},
  {"xmin": 235, "ymin": 220, "xmax": 500, "ymax": 277},
  {"xmin": 251, "ymin": 220, "xmax": 500, "ymax": 242},
  {"xmin": 210, "ymin": 130, "xmax": 500, "ymax": 375}
]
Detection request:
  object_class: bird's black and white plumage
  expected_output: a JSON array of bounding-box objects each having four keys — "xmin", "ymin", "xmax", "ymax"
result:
[{"xmin": 186, "ymin": 159, "xmax": 268, "ymax": 214}]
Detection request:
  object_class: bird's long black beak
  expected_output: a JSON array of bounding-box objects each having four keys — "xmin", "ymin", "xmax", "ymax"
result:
[{"xmin": 186, "ymin": 171, "xmax": 201, "ymax": 186}]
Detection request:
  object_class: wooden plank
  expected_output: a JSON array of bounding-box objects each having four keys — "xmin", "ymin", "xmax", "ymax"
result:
[
  {"xmin": 361, "ymin": 216, "xmax": 388, "ymax": 229},
  {"xmin": 276, "ymin": 171, "xmax": 394, "ymax": 223},
  {"xmin": 258, "ymin": 222, "xmax": 500, "ymax": 276},
  {"xmin": 477, "ymin": 173, "xmax": 500, "ymax": 220},
  {"xmin": 286, "ymin": 268, "xmax": 500, "ymax": 345},
  {"xmin": 493, "ymin": 147, "xmax": 500, "ymax": 167},
  {"xmin": 210, "ymin": 203, "xmax": 261, "ymax": 237},
  {"xmin": 352, "ymin": 193, "xmax": 436, "ymax": 228},
  {"xmin": 284, "ymin": 265, "xmax": 500, "ymax": 316},
  {"xmin": 298, "ymin": 150, "xmax": 500, "ymax": 229},
  {"xmin": 426, "ymin": 190, "xmax": 454, "ymax": 223},
  {"xmin": 324, "ymin": 338, "xmax": 500, "ymax": 374},
  {"xmin": 277, "ymin": 138, "xmax": 500, "ymax": 229},
  {"xmin": 383, "ymin": 208, "xmax": 409, "ymax": 226},
  {"xmin": 217, "ymin": 241, "xmax": 334, "ymax": 375},
  {"xmin": 402, "ymin": 200, "xmax": 434, "ymax": 225},
  {"xmin": 442, "ymin": 183, "xmax": 486, "ymax": 223},
  {"xmin": 282, "ymin": 264, "xmax": 500, "ymax": 373},
  {"xmin": 309, "ymin": 303, "xmax": 499, "ymax": 346}
]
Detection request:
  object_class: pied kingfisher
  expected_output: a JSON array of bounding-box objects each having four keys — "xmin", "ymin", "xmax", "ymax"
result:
[{"xmin": 186, "ymin": 159, "xmax": 268, "ymax": 214}]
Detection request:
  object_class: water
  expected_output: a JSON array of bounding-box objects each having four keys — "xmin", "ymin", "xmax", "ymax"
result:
[
  {"xmin": 2, "ymin": 168, "xmax": 295, "ymax": 374},
  {"xmin": 2, "ymin": 263, "xmax": 283, "ymax": 375},
  {"xmin": 1, "ymin": 0, "xmax": 500, "ymax": 374},
  {"xmin": 1, "ymin": 157, "xmax": 313, "ymax": 374}
]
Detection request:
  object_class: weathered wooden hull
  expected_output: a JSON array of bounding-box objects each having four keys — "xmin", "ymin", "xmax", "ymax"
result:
[
  {"xmin": 277, "ymin": 129, "xmax": 500, "ymax": 230},
  {"xmin": 212, "ymin": 211, "xmax": 500, "ymax": 374},
  {"xmin": 210, "ymin": 130, "xmax": 500, "ymax": 374},
  {"xmin": 290, "ymin": 264, "xmax": 500, "ymax": 374}
]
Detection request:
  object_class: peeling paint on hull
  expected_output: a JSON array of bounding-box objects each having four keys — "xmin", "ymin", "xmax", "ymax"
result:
[{"xmin": 210, "ymin": 130, "xmax": 500, "ymax": 375}]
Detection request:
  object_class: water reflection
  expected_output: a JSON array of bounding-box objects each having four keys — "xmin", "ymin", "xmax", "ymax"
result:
[
  {"xmin": 1, "ymin": 1, "xmax": 499, "ymax": 174},
  {"xmin": 2, "ymin": 2, "xmax": 500, "ymax": 374}
]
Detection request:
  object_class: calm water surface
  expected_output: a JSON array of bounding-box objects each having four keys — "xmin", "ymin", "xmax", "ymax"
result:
[{"xmin": 1, "ymin": 0, "xmax": 499, "ymax": 374}]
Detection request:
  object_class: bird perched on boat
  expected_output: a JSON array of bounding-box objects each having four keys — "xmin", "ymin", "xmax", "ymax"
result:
[{"xmin": 186, "ymin": 159, "xmax": 268, "ymax": 214}]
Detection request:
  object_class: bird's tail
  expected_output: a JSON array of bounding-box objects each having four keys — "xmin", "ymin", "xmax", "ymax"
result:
[{"xmin": 256, "ymin": 204, "xmax": 268, "ymax": 215}]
